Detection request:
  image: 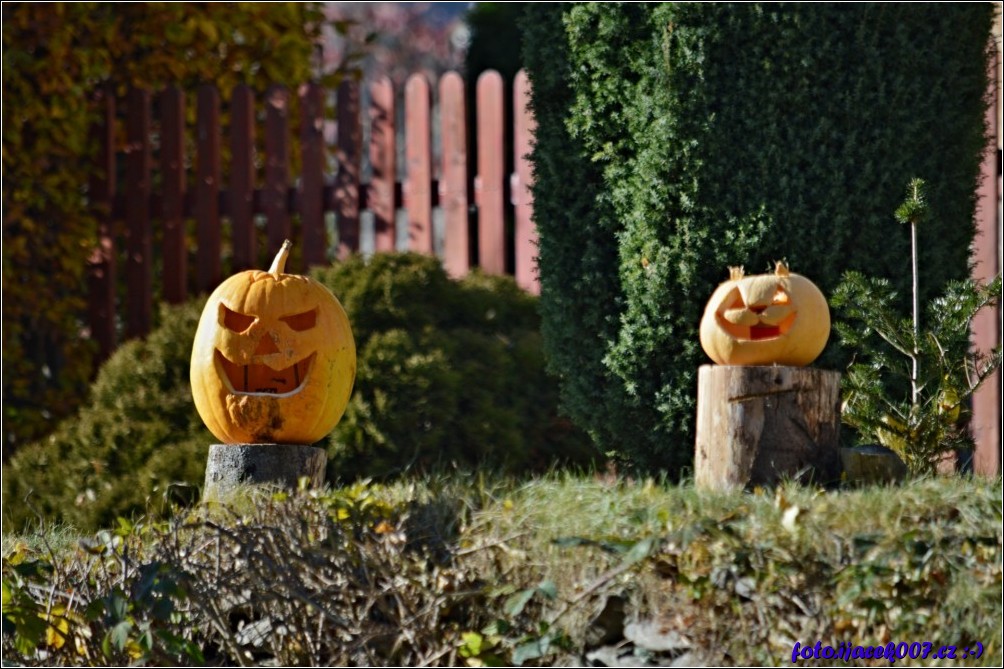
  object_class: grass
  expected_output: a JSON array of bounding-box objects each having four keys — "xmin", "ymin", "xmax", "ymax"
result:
[{"xmin": 3, "ymin": 474, "xmax": 1001, "ymax": 666}]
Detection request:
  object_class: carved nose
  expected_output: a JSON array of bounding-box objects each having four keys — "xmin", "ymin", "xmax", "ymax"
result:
[
  {"xmin": 254, "ymin": 335, "xmax": 280, "ymax": 356},
  {"xmin": 749, "ymin": 305, "xmax": 767, "ymax": 314}
]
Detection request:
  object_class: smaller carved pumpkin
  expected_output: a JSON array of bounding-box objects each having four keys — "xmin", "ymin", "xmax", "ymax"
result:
[
  {"xmin": 699, "ymin": 262, "xmax": 830, "ymax": 366},
  {"xmin": 190, "ymin": 240, "xmax": 355, "ymax": 444}
]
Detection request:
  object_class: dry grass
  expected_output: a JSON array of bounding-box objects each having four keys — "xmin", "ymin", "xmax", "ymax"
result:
[{"xmin": 3, "ymin": 474, "xmax": 1001, "ymax": 666}]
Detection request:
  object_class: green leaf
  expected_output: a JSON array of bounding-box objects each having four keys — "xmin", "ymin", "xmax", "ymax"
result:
[
  {"xmin": 512, "ymin": 637, "xmax": 550, "ymax": 665},
  {"xmin": 536, "ymin": 579, "xmax": 558, "ymax": 600},
  {"xmin": 106, "ymin": 590, "xmax": 129, "ymax": 623},
  {"xmin": 621, "ymin": 536, "xmax": 656, "ymax": 566},
  {"xmin": 458, "ymin": 631, "xmax": 483, "ymax": 658},
  {"xmin": 109, "ymin": 620, "xmax": 133, "ymax": 651},
  {"xmin": 504, "ymin": 588, "xmax": 536, "ymax": 617}
]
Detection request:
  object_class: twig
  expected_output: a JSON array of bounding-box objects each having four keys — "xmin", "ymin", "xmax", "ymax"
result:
[
  {"xmin": 454, "ymin": 531, "xmax": 531, "ymax": 557},
  {"xmin": 547, "ymin": 559, "xmax": 636, "ymax": 627}
]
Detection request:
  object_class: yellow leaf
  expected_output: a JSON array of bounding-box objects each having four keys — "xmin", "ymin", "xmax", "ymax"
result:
[{"xmin": 42, "ymin": 606, "xmax": 70, "ymax": 649}]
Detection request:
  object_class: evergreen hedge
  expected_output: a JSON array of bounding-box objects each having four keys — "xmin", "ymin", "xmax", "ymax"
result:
[{"xmin": 522, "ymin": 3, "xmax": 993, "ymax": 472}]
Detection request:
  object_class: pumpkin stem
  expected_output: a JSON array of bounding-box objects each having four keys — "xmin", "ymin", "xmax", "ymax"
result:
[
  {"xmin": 729, "ymin": 266, "xmax": 745, "ymax": 281},
  {"xmin": 269, "ymin": 239, "xmax": 293, "ymax": 275},
  {"xmin": 774, "ymin": 261, "xmax": 790, "ymax": 277}
]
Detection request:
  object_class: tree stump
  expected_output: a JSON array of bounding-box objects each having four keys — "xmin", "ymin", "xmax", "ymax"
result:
[
  {"xmin": 203, "ymin": 443, "xmax": 326, "ymax": 499},
  {"xmin": 695, "ymin": 365, "xmax": 841, "ymax": 490}
]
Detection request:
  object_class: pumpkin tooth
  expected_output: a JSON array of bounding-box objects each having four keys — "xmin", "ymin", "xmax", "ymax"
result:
[
  {"xmin": 758, "ymin": 304, "xmax": 793, "ymax": 325},
  {"xmin": 722, "ymin": 308, "xmax": 759, "ymax": 326}
]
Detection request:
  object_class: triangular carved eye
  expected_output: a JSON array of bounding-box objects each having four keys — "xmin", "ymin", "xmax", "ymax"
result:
[
  {"xmin": 281, "ymin": 309, "xmax": 317, "ymax": 332},
  {"xmin": 772, "ymin": 288, "xmax": 790, "ymax": 305},
  {"xmin": 221, "ymin": 304, "xmax": 255, "ymax": 332}
]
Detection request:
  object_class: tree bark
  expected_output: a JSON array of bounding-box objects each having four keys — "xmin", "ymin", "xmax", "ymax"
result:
[
  {"xmin": 203, "ymin": 443, "xmax": 326, "ymax": 499},
  {"xmin": 695, "ymin": 365, "xmax": 842, "ymax": 490}
]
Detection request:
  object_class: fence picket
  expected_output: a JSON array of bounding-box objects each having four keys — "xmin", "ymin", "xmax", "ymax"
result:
[
  {"xmin": 369, "ymin": 76, "xmax": 397, "ymax": 252},
  {"xmin": 265, "ymin": 85, "xmax": 291, "ymax": 260},
  {"xmin": 161, "ymin": 85, "xmax": 187, "ymax": 304},
  {"xmin": 476, "ymin": 70, "xmax": 505, "ymax": 274},
  {"xmin": 439, "ymin": 72, "xmax": 469, "ymax": 278},
  {"xmin": 335, "ymin": 79, "xmax": 361, "ymax": 259},
  {"xmin": 196, "ymin": 85, "xmax": 221, "ymax": 293},
  {"xmin": 300, "ymin": 82, "xmax": 326, "ymax": 270},
  {"xmin": 87, "ymin": 87, "xmax": 117, "ymax": 363},
  {"xmin": 230, "ymin": 85, "xmax": 257, "ymax": 272},
  {"xmin": 125, "ymin": 87, "xmax": 152, "ymax": 340},
  {"xmin": 405, "ymin": 74, "xmax": 433, "ymax": 254}
]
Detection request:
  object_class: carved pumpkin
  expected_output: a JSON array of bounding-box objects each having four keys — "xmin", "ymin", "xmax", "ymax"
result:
[
  {"xmin": 699, "ymin": 262, "xmax": 829, "ymax": 366},
  {"xmin": 191, "ymin": 240, "xmax": 356, "ymax": 444}
]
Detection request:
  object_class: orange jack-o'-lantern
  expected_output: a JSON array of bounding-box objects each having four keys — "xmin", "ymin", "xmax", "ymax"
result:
[
  {"xmin": 699, "ymin": 262, "xmax": 829, "ymax": 366},
  {"xmin": 191, "ymin": 240, "xmax": 355, "ymax": 444}
]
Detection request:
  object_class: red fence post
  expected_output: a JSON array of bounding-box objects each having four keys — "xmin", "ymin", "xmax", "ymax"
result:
[
  {"xmin": 335, "ymin": 79, "xmax": 361, "ymax": 259},
  {"xmin": 300, "ymin": 82, "xmax": 326, "ymax": 269},
  {"xmin": 405, "ymin": 74, "xmax": 433, "ymax": 254},
  {"xmin": 370, "ymin": 76, "xmax": 397, "ymax": 252},
  {"xmin": 476, "ymin": 70, "xmax": 505, "ymax": 274},
  {"xmin": 125, "ymin": 87, "xmax": 152, "ymax": 340},
  {"xmin": 88, "ymin": 87, "xmax": 117, "ymax": 362},
  {"xmin": 440, "ymin": 71, "xmax": 469, "ymax": 278},
  {"xmin": 265, "ymin": 85, "xmax": 291, "ymax": 260},
  {"xmin": 513, "ymin": 69, "xmax": 539, "ymax": 294},
  {"xmin": 230, "ymin": 85, "xmax": 257, "ymax": 272},
  {"xmin": 196, "ymin": 85, "xmax": 221, "ymax": 293},
  {"xmin": 971, "ymin": 36, "xmax": 1002, "ymax": 477},
  {"xmin": 161, "ymin": 85, "xmax": 187, "ymax": 304}
]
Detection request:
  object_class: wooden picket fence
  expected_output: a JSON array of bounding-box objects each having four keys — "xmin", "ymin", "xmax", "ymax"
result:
[{"xmin": 87, "ymin": 68, "xmax": 538, "ymax": 361}]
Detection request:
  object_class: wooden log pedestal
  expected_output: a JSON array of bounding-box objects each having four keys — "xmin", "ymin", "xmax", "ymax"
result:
[
  {"xmin": 203, "ymin": 443, "xmax": 326, "ymax": 499},
  {"xmin": 695, "ymin": 365, "xmax": 842, "ymax": 490}
]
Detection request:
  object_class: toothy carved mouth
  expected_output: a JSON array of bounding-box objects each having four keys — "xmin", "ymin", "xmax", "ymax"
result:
[
  {"xmin": 215, "ymin": 350, "xmax": 315, "ymax": 397},
  {"xmin": 717, "ymin": 312, "xmax": 797, "ymax": 342}
]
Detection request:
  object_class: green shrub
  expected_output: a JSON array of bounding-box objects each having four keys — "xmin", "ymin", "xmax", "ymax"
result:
[
  {"xmin": 3, "ymin": 301, "xmax": 212, "ymax": 533},
  {"xmin": 3, "ymin": 254, "xmax": 594, "ymax": 532},
  {"xmin": 523, "ymin": 4, "xmax": 993, "ymax": 472},
  {"xmin": 316, "ymin": 254, "xmax": 596, "ymax": 480}
]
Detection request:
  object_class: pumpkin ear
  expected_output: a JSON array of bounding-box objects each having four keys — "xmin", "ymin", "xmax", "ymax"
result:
[
  {"xmin": 774, "ymin": 261, "xmax": 790, "ymax": 277},
  {"xmin": 728, "ymin": 266, "xmax": 745, "ymax": 281}
]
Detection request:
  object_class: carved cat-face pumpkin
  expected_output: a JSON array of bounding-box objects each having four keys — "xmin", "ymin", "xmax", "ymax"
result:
[
  {"xmin": 191, "ymin": 241, "xmax": 356, "ymax": 444},
  {"xmin": 699, "ymin": 262, "xmax": 829, "ymax": 366}
]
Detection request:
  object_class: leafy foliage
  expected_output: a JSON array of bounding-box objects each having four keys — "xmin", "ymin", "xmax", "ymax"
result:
[
  {"xmin": 314, "ymin": 253, "xmax": 597, "ymax": 481},
  {"xmin": 2, "ymin": 3, "xmax": 338, "ymax": 456},
  {"xmin": 522, "ymin": 4, "xmax": 993, "ymax": 472},
  {"xmin": 834, "ymin": 182, "xmax": 1003, "ymax": 473},
  {"xmin": 3, "ymin": 254, "xmax": 594, "ymax": 532},
  {"xmin": 3, "ymin": 300, "xmax": 211, "ymax": 533}
]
